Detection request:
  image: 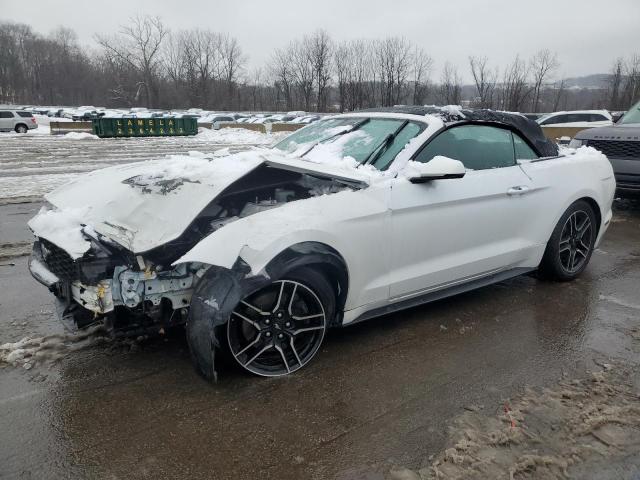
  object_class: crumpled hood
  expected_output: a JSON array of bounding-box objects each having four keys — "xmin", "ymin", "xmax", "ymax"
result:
[
  {"xmin": 36, "ymin": 152, "xmax": 265, "ymax": 254},
  {"xmin": 31, "ymin": 149, "xmax": 375, "ymax": 256}
]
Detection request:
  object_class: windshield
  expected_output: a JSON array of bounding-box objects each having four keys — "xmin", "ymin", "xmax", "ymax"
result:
[
  {"xmin": 272, "ymin": 117, "xmax": 425, "ymax": 170},
  {"xmin": 619, "ymin": 101, "xmax": 640, "ymax": 124}
]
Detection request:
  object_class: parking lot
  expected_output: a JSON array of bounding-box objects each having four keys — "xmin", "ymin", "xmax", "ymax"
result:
[{"xmin": 1, "ymin": 133, "xmax": 640, "ymax": 479}]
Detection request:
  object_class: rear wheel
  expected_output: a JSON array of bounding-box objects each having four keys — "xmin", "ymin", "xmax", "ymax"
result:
[
  {"xmin": 539, "ymin": 200, "xmax": 597, "ymax": 281},
  {"xmin": 227, "ymin": 268, "xmax": 334, "ymax": 376},
  {"xmin": 15, "ymin": 124, "xmax": 28, "ymax": 134}
]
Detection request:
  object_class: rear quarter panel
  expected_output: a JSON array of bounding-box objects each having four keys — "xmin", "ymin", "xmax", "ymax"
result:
[{"xmin": 518, "ymin": 147, "xmax": 615, "ymax": 259}]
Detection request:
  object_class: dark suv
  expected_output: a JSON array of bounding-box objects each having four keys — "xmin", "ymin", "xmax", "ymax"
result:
[{"xmin": 571, "ymin": 100, "xmax": 640, "ymax": 193}]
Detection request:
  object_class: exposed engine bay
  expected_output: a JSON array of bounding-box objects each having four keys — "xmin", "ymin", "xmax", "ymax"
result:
[{"xmin": 30, "ymin": 165, "xmax": 357, "ymax": 336}]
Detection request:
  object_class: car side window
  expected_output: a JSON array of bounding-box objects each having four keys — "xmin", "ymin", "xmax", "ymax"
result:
[
  {"xmin": 0, "ymin": 111, "xmax": 14, "ymax": 118},
  {"xmin": 542, "ymin": 114, "xmax": 568, "ymax": 125},
  {"xmin": 414, "ymin": 125, "xmax": 516, "ymax": 170},
  {"xmin": 512, "ymin": 132, "xmax": 539, "ymax": 160},
  {"xmin": 589, "ymin": 114, "xmax": 607, "ymax": 122}
]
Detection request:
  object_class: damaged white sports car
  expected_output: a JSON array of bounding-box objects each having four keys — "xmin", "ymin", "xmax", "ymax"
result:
[{"xmin": 28, "ymin": 107, "xmax": 615, "ymax": 378}]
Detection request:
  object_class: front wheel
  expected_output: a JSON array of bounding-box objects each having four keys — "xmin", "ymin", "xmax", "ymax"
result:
[
  {"xmin": 539, "ymin": 200, "xmax": 597, "ymax": 281},
  {"xmin": 227, "ymin": 268, "xmax": 335, "ymax": 377}
]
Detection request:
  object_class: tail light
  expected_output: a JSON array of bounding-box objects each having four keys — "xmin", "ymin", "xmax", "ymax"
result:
[{"xmin": 31, "ymin": 117, "xmax": 36, "ymax": 123}]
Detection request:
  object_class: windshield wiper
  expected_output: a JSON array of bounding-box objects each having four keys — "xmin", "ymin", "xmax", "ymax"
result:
[
  {"xmin": 299, "ymin": 118, "xmax": 370, "ymax": 157},
  {"xmin": 359, "ymin": 120, "xmax": 408, "ymax": 166}
]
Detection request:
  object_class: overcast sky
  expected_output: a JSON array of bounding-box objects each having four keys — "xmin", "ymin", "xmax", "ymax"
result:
[{"xmin": 3, "ymin": 0, "xmax": 639, "ymax": 82}]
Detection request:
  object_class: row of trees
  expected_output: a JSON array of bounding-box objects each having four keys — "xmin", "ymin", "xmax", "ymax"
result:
[{"xmin": 1, "ymin": 16, "xmax": 639, "ymax": 113}]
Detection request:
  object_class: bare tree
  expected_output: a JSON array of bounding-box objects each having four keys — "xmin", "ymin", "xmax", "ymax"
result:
[
  {"xmin": 308, "ymin": 30, "xmax": 332, "ymax": 112},
  {"xmin": 412, "ymin": 47, "xmax": 433, "ymax": 105},
  {"xmin": 268, "ymin": 47, "xmax": 295, "ymax": 110},
  {"xmin": 96, "ymin": 15, "xmax": 168, "ymax": 106},
  {"xmin": 500, "ymin": 55, "xmax": 530, "ymax": 111},
  {"xmin": 608, "ymin": 58, "xmax": 624, "ymax": 110},
  {"xmin": 622, "ymin": 54, "xmax": 640, "ymax": 107},
  {"xmin": 469, "ymin": 55, "xmax": 497, "ymax": 108},
  {"xmin": 375, "ymin": 37, "xmax": 412, "ymax": 106},
  {"xmin": 529, "ymin": 49, "xmax": 559, "ymax": 112},
  {"xmin": 439, "ymin": 62, "xmax": 461, "ymax": 105},
  {"xmin": 552, "ymin": 78, "xmax": 567, "ymax": 111},
  {"xmin": 333, "ymin": 42, "xmax": 349, "ymax": 112},
  {"xmin": 290, "ymin": 39, "xmax": 315, "ymax": 111},
  {"xmin": 219, "ymin": 34, "xmax": 245, "ymax": 109}
]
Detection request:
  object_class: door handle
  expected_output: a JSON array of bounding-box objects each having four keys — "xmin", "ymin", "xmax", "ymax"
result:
[{"xmin": 507, "ymin": 185, "xmax": 530, "ymax": 196}]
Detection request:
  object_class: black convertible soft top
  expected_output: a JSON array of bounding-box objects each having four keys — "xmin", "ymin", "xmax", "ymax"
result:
[{"xmin": 358, "ymin": 106, "xmax": 559, "ymax": 157}]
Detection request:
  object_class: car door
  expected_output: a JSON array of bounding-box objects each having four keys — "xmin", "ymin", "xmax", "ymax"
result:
[
  {"xmin": 0, "ymin": 111, "xmax": 14, "ymax": 130},
  {"xmin": 388, "ymin": 124, "xmax": 539, "ymax": 300}
]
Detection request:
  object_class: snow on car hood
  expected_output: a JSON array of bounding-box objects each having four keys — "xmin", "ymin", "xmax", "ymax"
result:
[{"xmin": 29, "ymin": 149, "xmax": 376, "ymax": 257}]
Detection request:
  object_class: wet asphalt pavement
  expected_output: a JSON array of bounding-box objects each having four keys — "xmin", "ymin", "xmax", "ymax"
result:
[{"xmin": 1, "ymin": 199, "xmax": 639, "ymax": 480}]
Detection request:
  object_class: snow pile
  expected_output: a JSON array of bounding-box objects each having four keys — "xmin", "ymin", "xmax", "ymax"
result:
[
  {"xmin": 411, "ymin": 363, "xmax": 640, "ymax": 479},
  {"xmin": 559, "ymin": 145, "xmax": 606, "ymax": 158},
  {"xmin": 64, "ymin": 132, "xmax": 98, "ymax": 140},
  {"xmin": 27, "ymin": 205, "xmax": 91, "ymax": 259},
  {"xmin": 438, "ymin": 104, "xmax": 466, "ymax": 118},
  {"xmin": 0, "ymin": 326, "xmax": 109, "ymax": 370},
  {"xmin": 196, "ymin": 127, "xmax": 288, "ymax": 145}
]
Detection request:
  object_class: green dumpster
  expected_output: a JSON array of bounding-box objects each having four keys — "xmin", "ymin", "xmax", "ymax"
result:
[{"xmin": 92, "ymin": 116, "xmax": 198, "ymax": 138}]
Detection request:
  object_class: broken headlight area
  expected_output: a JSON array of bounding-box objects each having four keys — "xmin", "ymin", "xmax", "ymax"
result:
[{"xmin": 31, "ymin": 236, "xmax": 208, "ymax": 337}]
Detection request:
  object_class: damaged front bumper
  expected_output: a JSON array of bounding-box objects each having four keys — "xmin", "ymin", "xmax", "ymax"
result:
[{"xmin": 29, "ymin": 240, "xmax": 204, "ymax": 335}]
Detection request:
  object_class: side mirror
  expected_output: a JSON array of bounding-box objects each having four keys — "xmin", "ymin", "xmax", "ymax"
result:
[{"xmin": 407, "ymin": 156, "xmax": 466, "ymax": 184}]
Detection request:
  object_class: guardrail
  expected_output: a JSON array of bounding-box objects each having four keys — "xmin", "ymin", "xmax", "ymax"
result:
[
  {"xmin": 219, "ymin": 123, "xmax": 305, "ymax": 133},
  {"xmin": 49, "ymin": 121, "xmax": 304, "ymax": 135},
  {"xmin": 49, "ymin": 121, "xmax": 93, "ymax": 135},
  {"xmin": 541, "ymin": 126, "xmax": 591, "ymax": 143}
]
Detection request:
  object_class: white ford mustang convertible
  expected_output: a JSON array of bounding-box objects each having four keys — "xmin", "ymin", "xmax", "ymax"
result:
[{"xmin": 28, "ymin": 107, "xmax": 615, "ymax": 378}]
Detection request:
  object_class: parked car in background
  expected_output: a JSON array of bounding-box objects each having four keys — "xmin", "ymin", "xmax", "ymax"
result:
[
  {"xmin": 72, "ymin": 110, "xmax": 105, "ymax": 121},
  {"xmin": 28, "ymin": 106, "xmax": 614, "ymax": 379},
  {"xmin": 206, "ymin": 114, "xmax": 235, "ymax": 122},
  {"xmin": 47, "ymin": 108, "xmax": 64, "ymax": 118},
  {"xmin": 0, "ymin": 109, "xmax": 38, "ymax": 133},
  {"xmin": 537, "ymin": 110, "xmax": 613, "ymax": 128},
  {"xmin": 570, "ymin": 100, "xmax": 640, "ymax": 193}
]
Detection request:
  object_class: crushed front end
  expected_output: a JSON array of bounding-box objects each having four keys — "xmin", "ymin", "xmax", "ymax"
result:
[{"xmin": 29, "ymin": 230, "xmax": 205, "ymax": 337}]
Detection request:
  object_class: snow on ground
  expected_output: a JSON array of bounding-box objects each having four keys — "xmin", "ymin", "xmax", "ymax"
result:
[
  {"xmin": 0, "ymin": 128, "xmax": 286, "ymax": 200},
  {"xmin": 0, "ymin": 325, "xmax": 110, "ymax": 370},
  {"xmin": 408, "ymin": 360, "xmax": 640, "ymax": 479},
  {"xmin": 64, "ymin": 132, "xmax": 98, "ymax": 140},
  {"xmin": 4, "ymin": 125, "xmax": 52, "ymax": 136},
  {"xmin": 196, "ymin": 127, "xmax": 288, "ymax": 145}
]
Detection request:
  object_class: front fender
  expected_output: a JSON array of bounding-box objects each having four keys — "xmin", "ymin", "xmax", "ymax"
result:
[{"xmin": 174, "ymin": 187, "xmax": 390, "ymax": 311}]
